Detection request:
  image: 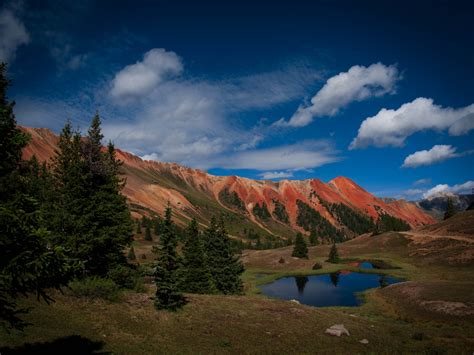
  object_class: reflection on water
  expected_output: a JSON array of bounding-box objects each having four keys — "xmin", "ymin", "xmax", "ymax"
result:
[{"xmin": 259, "ymin": 271, "xmax": 401, "ymax": 307}]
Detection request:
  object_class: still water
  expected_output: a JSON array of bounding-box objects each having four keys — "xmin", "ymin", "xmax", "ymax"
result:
[{"xmin": 259, "ymin": 272, "xmax": 401, "ymax": 307}]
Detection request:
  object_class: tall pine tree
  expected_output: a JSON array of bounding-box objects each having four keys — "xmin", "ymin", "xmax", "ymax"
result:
[
  {"xmin": 154, "ymin": 205, "xmax": 187, "ymax": 310},
  {"xmin": 0, "ymin": 63, "xmax": 75, "ymax": 328},
  {"xmin": 204, "ymin": 216, "xmax": 244, "ymax": 294},
  {"xmin": 180, "ymin": 219, "xmax": 216, "ymax": 294},
  {"xmin": 292, "ymin": 232, "xmax": 308, "ymax": 258},
  {"xmin": 327, "ymin": 243, "xmax": 340, "ymax": 263},
  {"xmin": 52, "ymin": 114, "xmax": 133, "ymax": 276}
]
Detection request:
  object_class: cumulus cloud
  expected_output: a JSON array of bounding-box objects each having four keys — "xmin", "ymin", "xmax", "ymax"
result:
[
  {"xmin": 0, "ymin": 6, "xmax": 29, "ymax": 62},
  {"xmin": 402, "ymin": 145, "xmax": 460, "ymax": 168},
  {"xmin": 259, "ymin": 171, "xmax": 294, "ymax": 180},
  {"xmin": 110, "ymin": 48, "xmax": 183, "ymax": 99},
  {"xmin": 350, "ymin": 98, "xmax": 474, "ymax": 149},
  {"xmin": 276, "ymin": 63, "xmax": 400, "ymax": 127},
  {"xmin": 423, "ymin": 180, "xmax": 474, "ymax": 199}
]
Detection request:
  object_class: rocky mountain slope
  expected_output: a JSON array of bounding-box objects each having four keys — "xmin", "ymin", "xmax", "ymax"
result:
[{"xmin": 21, "ymin": 126, "xmax": 436, "ymax": 243}]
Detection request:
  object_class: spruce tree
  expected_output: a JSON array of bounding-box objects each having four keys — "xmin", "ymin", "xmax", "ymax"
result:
[
  {"xmin": 154, "ymin": 205, "xmax": 187, "ymax": 310},
  {"xmin": 292, "ymin": 232, "xmax": 308, "ymax": 258},
  {"xmin": 180, "ymin": 219, "xmax": 216, "ymax": 294},
  {"xmin": 0, "ymin": 63, "xmax": 75, "ymax": 328},
  {"xmin": 128, "ymin": 246, "xmax": 136, "ymax": 261},
  {"xmin": 204, "ymin": 216, "xmax": 244, "ymax": 294},
  {"xmin": 136, "ymin": 220, "xmax": 142, "ymax": 234},
  {"xmin": 145, "ymin": 224, "xmax": 152, "ymax": 241},
  {"xmin": 444, "ymin": 197, "xmax": 457, "ymax": 220},
  {"xmin": 327, "ymin": 243, "xmax": 340, "ymax": 263},
  {"xmin": 154, "ymin": 216, "xmax": 162, "ymax": 236},
  {"xmin": 52, "ymin": 114, "xmax": 133, "ymax": 276},
  {"xmin": 309, "ymin": 229, "xmax": 318, "ymax": 246}
]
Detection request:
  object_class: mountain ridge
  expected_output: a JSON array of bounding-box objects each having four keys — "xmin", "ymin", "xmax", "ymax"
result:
[{"xmin": 20, "ymin": 126, "xmax": 436, "ymax": 242}]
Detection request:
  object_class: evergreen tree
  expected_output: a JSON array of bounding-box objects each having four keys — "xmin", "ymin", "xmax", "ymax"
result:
[
  {"xmin": 136, "ymin": 220, "xmax": 142, "ymax": 234},
  {"xmin": 180, "ymin": 219, "xmax": 216, "ymax": 294},
  {"xmin": 52, "ymin": 114, "xmax": 133, "ymax": 276},
  {"xmin": 145, "ymin": 224, "xmax": 152, "ymax": 241},
  {"xmin": 204, "ymin": 216, "xmax": 244, "ymax": 294},
  {"xmin": 292, "ymin": 232, "xmax": 308, "ymax": 258},
  {"xmin": 309, "ymin": 229, "xmax": 318, "ymax": 246},
  {"xmin": 287, "ymin": 236, "xmax": 293, "ymax": 246},
  {"xmin": 0, "ymin": 63, "xmax": 75, "ymax": 328},
  {"xmin": 128, "ymin": 246, "xmax": 136, "ymax": 261},
  {"xmin": 154, "ymin": 216, "xmax": 162, "ymax": 236},
  {"xmin": 153, "ymin": 205, "xmax": 187, "ymax": 310},
  {"xmin": 444, "ymin": 197, "xmax": 457, "ymax": 220},
  {"xmin": 327, "ymin": 243, "xmax": 340, "ymax": 263}
]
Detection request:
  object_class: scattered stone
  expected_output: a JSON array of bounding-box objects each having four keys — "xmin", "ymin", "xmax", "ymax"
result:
[
  {"xmin": 349, "ymin": 314, "xmax": 356, "ymax": 317},
  {"xmin": 359, "ymin": 339, "xmax": 369, "ymax": 344},
  {"xmin": 325, "ymin": 324, "xmax": 350, "ymax": 337},
  {"xmin": 290, "ymin": 299, "xmax": 300, "ymax": 304},
  {"xmin": 312, "ymin": 262, "xmax": 322, "ymax": 270}
]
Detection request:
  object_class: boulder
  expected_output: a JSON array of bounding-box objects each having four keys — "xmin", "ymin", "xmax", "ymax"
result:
[
  {"xmin": 325, "ymin": 324, "xmax": 350, "ymax": 337},
  {"xmin": 290, "ymin": 299, "xmax": 300, "ymax": 304},
  {"xmin": 359, "ymin": 339, "xmax": 369, "ymax": 344}
]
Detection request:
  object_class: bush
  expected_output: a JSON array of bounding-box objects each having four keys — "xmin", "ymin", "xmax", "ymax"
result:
[
  {"xmin": 107, "ymin": 265, "xmax": 147, "ymax": 293},
  {"xmin": 312, "ymin": 262, "xmax": 322, "ymax": 270},
  {"xmin": 68, "ymin": 277, "xmax": 120, "ymax": 301}
]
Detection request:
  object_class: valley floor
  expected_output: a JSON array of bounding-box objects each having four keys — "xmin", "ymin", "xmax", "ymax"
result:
[{"xmin": 1, "ymin": 226, "xmax": 474, "ymax": 354}]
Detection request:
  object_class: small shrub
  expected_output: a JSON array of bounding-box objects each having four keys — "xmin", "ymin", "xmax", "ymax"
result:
[
  {"xmin": 69, "ymin": 277, "xmax": 120, "ymax": 301},
  {"xmin": 128, "ymin": 247, "xmax": 136, "ymax": 260},
  {"xmin": 141, "ymin": 254, "xmax": 147, "ymax": 259},
  {"xmin": 312, "ymin": 262, "xmax": 322, "ymax": 270},
  {"xmin": 279, "ymin": 257, "xmax": 285, "ymax": 264}
]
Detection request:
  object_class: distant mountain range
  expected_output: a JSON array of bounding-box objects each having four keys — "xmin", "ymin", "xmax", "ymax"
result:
[
  {"xmin": 417, "ymin": 194, "xmax": 474, "ymax": 220},
  {"xmin": 21, "ymin": 126, "xmax": 436, "ymax": 243}
]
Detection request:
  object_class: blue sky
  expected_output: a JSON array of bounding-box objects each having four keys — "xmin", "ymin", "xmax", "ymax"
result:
[{"xmin": 1, "ymin": 0, "xmax": 473, "ymax": 199}]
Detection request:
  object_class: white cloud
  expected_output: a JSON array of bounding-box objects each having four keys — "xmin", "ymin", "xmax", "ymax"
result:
[
  {"xmin": 259, "ymin": 171, "xmax": 294, "ymax": 180},
  {"xmin": 276, "ymin": 63, "xmax": 400, "ymax": 127},
  {"xmin": 214, "ymin": 140, "xmax": 341, "ymax": 171},
  {"xmin": 402, "ymin": 145, "xmax": 460, "ymax": 168},
  {"xmin": 403, "ymin": 188, "xmax": 425, "ymax": 196},
  {"xmin": 423, "ymin": 180, "xmax": 474, "ymax": 199},
  {"xmin": 0, "ymin": 7, "xmax": 29, "ymax": 63},
  {"xmin": 413, "ymin": 178, "xmax": 431, "ymax": 186},
  {"xmin": 110, "ymin": 48, "xmax": 183, "ymax": 99},
  {"xmin": 350, "ymin": 98, "xmax": 474, "ymax": 149}
]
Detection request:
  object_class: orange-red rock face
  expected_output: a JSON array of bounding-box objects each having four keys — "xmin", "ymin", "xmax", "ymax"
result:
[{"xmin": 21, "ymin": 126, "xmax": 436, "ymax": 232}]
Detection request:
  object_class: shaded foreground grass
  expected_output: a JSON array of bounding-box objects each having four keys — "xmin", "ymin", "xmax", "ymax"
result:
[{"xmin": 1, "ymin": 230, "xmax": 473, "ymax": 354}]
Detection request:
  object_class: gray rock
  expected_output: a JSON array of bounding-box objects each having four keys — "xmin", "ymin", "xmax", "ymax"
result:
[{"xmin": 359, "ymin": 339, "xmax": 369, "ymax": 344}]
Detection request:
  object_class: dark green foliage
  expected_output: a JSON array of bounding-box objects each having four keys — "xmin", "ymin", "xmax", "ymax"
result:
[
  {"xmin": 136, "ymin": 220, "xmax": 142, "ymax": 234},
  {"xmin": 107, "ymin": 265, "xmax": 144, "ymax": 291},
  {"xmin": 203, "ymin": 217, "xmax": 244, "ymax": 294},
  {"xmin": 154, "ymin": 216, "xmax": 163, "ymax": 235},
  {"xmin": 127, "ymin": 247, "xmax": 136, "ymax": 261},
  {"xmin": 145, "ymin": 224, "xmax": 152, "ymax": 241},
  {"xmin": 219, "ymin": 188, "xmax": 245, "ymax": 211},
  {"xmin": 327, "ymin": 243, "xmax": 340, "ymax": 263},
  {"xmin": 296, "ymin": 200, "xmax": 345, "ymax": 242},
  {"xmin": 292, "ymin": 232, "xmax": 308, "ymax": 258},
  {"xmin": 444, "ymin": 198, "xmax": 457, "ymax": 220},
  {"xmin": 272, "ymin": 199, "xmax": 289, "ymax": 223},
  {"xmin": 252, "ymin": 202, "xmax": 271, "ymax": 220},
  {"xmin": 153, "ymin": 206, "xmax": 187, "ymax": 311},
  {"xmin": 327, "ymin": 202, "xmax": 375, "ymax": 235},
  {"xmin": 51, "ymin": 115, "xmax": 133, "ymax": 277},
  {"xmin": 180, "ymin": 219, "xmax": 216, "ymax": 294},
  {"xmin": 0, "ymin": 63, "xmax": 76, "ymax": 329},
  {"xmin": 68, "ymin": 277, "xmax": 120, "ymax": 301},
  {"xmin": 309, "ymin": 229, "xmax": 318, "ymax": 245},
  {"xmin": 374, "ymin": 213, "xmax": 410, "ymax": 234},
  {"xmin": 287, "ymin": 236, "xmax": 293, "ymax": 245}
]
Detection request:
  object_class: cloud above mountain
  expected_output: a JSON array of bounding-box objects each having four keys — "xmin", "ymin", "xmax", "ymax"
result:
[
  {"xmin": 275, "ymin": 63, "xmax": 400, "ymax": 127},
  {"xmin": 402, "ymin": 145, "xmax": 461, "ymax": 168},
  {"xmin": 350, "ymin": 98, "xmax": 474, "ymax": 149},
  {"xmin": 0, "ymin": 5, "xmax": 29, "ymax": 63},
  {"xmin": 423, "ymin": 180, "xmax": 474, "ymax": 199}
]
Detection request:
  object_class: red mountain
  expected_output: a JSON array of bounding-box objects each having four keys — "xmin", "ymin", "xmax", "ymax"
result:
[{"xmin": 21, "ymin": 126, "xmax": 436, "ymax": 242}]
